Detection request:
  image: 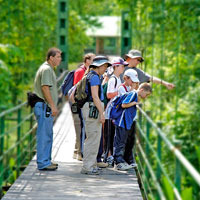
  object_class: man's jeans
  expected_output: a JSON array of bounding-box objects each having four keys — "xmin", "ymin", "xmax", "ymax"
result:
[{"xmin": 34, "ymin": 102, "xmax": 53, "ymax": 169}]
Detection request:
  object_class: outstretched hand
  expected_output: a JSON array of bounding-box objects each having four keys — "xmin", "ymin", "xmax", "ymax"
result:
[{"xmin": 165, "ymin": 82, "xmax": 175, "ymax": 90}]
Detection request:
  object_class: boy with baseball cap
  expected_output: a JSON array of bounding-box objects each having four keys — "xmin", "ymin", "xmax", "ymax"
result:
[{"xmin": 118, "ymin": 69, "xmax": 139, "ymax": 95}]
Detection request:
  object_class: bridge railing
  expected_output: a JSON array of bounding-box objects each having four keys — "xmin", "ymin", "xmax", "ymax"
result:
[
  {"xmin": 136, "ymin": 105, "xmax": 200, "ymax": 200},
  {"xmin": 0, "ymin": 70, "xmax": 67, "ymax": 198}
]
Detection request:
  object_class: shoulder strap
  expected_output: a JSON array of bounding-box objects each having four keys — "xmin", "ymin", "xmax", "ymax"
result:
[
  {"xmin": 110, "ymin": 76, "xmax": 117, "ymax": 88},
  {"xmin": 122, "ymin": 83, "xmax": 128, "ymax": 92},
  {"xmin": 87, "ymin": 71, "xmax": 101, "ymax": 99},
  {"xmin": 80, "ymin": 64, "xmax": 87, "ymax": 72}
]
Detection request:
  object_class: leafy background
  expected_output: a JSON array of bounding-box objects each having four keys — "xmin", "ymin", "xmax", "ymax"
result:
[{"xmin": 0, "ymin": 0, "xmax": 200, "ymax": 198}]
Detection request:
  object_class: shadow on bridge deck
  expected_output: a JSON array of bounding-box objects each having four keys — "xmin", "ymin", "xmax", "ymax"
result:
[{"xmin": 2, "ymin": 103, "xmax": 143, "ymax": 200}]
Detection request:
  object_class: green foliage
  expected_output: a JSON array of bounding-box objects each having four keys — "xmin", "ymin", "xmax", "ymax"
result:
[
  {"xmin": 123, "ymin": 0, "xmax": 200, "ymax": 199},
  {"xmin": 182, "ymin": 187, "xmax": 193, "ymax": 200},
  {"xmin": 0, "ymin": 0, "xmax": 57, "ymax": 106},
  {"xmin": 162, "ymin": 176, "xmax": 174, "ymax": 200}
]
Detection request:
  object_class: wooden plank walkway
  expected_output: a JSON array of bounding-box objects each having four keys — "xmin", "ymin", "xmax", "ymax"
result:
[{"xmin": 2, "ymin": 103, "xmax": 143, "ymax": 200}]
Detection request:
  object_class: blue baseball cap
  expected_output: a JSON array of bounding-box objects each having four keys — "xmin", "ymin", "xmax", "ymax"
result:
[{"xmin": 90, "ymin": 56, "xmax": 112, "ymax": 68}]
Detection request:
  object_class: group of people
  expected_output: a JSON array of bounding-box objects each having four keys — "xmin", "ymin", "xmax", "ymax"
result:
[{"xmin": 33, "ymin": 47, "xmax": 175, "ymax": 173}]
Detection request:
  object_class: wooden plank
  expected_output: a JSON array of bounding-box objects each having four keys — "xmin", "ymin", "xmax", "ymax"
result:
[{"xmin": 2, "ymin": 103, "xmax": 143, "ymax": 200}]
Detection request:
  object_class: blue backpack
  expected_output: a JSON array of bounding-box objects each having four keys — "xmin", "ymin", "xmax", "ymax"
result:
[
  {"xmin": 61, "ymin": 65, "xmax": 86, "ymax": 96},
  {"xmin": 109, "ymin": 94, "xmax": 129, "ymax": 120},
  {"xmin": 61, "ymin": 70, "xmax": 75, "ymax": 96}
]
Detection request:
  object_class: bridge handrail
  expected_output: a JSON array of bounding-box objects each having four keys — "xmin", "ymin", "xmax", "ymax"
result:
[{"xmin": 136, "ymin": 105, "xmax": 200, "ymax": 187}]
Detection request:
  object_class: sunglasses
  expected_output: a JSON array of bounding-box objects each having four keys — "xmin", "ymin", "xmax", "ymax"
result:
[{"xmin": 137, "ymin": 58, "xmax": 142, "ymax": 62}]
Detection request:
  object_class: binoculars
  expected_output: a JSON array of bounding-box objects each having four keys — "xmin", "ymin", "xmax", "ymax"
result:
[{"xmin": 89, "ymin": 104, "xmax": 99, "ymax": 119}]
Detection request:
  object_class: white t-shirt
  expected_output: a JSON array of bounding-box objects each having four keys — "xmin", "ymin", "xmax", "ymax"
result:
[
  {"xmin": 107, "ymin": 75, "xmax": 121, "ymax": 95},
  {"xmin": 118, "ymin": 84, "xmax": 130, "ymax": 95}
]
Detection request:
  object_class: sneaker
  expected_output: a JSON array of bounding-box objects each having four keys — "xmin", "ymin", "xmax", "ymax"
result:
[
  {"xmin": 97, "ymin": 162, "xmax": 108, "ymax": 168},
  {"xmin": 115, "ymin": 162, "xmax": 132, "ymax": 171},
  {"xmin": 39, "ymin": 164, "xmax": 57, "ymax": 171},
  {"xmin": 51, "ymin": 161, "xmax": 58, "ymax": 167},
  {"xmin": 80, "ymin": 168, "xmax": 100, "ymax": 175},
  {"xmin": 130, "ymin": 163, "xmax": 137, "ymax": 168},
  {"xmin": 106, "ymin": 156, "xmax": 114, "ymax": 166},
  {"xmin": 77, "ymin": 154, "xmax": 83, "ymax": 161},
  {"xmin": 73, "ymin": 153, "xmax": 77, "ymax": 159}
]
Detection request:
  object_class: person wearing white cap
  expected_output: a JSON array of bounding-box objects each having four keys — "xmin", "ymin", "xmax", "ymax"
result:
[
  {"xmin": 118, "ymin": 69, "xmax": 139, "ymax": 95},
  {"xmin": 113, "ymin": 83, "xmax": 152, "ymax": 171},
  {"xmin": 124, "ymin": 49, "xmax": 175, "ymax": 90},
  {"xmin": 116, "ymin": 69, "xmax": 140, "ymax": 169}
]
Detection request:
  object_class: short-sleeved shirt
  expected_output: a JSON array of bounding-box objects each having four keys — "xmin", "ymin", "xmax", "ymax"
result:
[
  {"xmin": 121, "ymin": 67, "xmax": 151, "ymax": 83},
  {"xmin": 34, "ymin": 61, "xmax": 58, "ymax": 105},
  {"xmin": 114, "ymin": 91, "xmax": 138, "ymax": 130},
  {"xmin": 73, "ymin": 64, "xmax": 87, "ymax": 85},
  {"xmin": 85, "ymin": 70, "xmax": 104, "ymax": 102},
  {"xmin": 107, "ymin": 75, "xmax": 121, "ymax": 95},
  {"xmin": 118, "ymin": 84, "xmax": 130, "ymax": 95}
]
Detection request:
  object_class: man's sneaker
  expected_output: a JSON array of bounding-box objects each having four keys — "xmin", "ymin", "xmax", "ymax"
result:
[
  {"xmin": 97, "ymin": 162, "xmax": 108, "ymax": 168},
  {"xmin": 51, "ymin": 161, "xmax": 58, "ymax": 167},
  {"xmin": 115, "ymin": 162, "xmax": 132, "ymax": 171},
  {"xmin": 80, "ymin": 168, "xmax": 100, "ymax": 175},
  {"xmin": 39, "ymin": 164, "xmax": 57, "ymax": 171},
  {"xmin": 130, "ymin": 163, "xmax": 137, "ymax": 168}
]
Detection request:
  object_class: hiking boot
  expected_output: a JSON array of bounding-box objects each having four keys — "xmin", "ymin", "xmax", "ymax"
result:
[
  {"xmin": 97, "ymin": 162, "xmax": 108, "ymax": 168},
  {"xmin": 80, "ymin": 168, "xmax": 100, "ymax": 175},
  {"xmin": 39, "ymin": 164, "xmax": 57, "ymax": 171},
  {"xmin": 115, "ymin": 162, "xmax": 132, "ymax": 171},
  {"xmin": 51, "ymin": 161, "xmax": 58, "ymax": 167}
]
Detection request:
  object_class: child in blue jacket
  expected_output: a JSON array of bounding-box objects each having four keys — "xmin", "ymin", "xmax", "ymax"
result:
[{"xmin": 113, "ymin": 83, "xmax": 152, "ymax": 171}]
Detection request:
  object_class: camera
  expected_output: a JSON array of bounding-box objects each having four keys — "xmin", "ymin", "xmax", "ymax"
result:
[
  {"xmin": 71, "ymin": 103, "xmax": 78, "ymax": 114},
  {"xmin": 46, "ymin": 106, "xmax": 51, "ymax": 117}
]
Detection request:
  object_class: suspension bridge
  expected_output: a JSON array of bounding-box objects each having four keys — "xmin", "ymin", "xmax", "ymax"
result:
[
  {"xmin": 0, "ymin": 70, "xmax": 200, "ymax": 200},
  {"xmin": 1, "ymin": 0, "xmax": 200, "ymax": 199}
]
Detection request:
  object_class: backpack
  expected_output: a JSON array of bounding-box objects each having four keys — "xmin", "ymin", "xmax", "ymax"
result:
[
  {"xmin": 61, "ymin": 70, "xmax": 75, "ymax": 96},
  {"xmin": 109, "ymin": 94, "xmax": 128, "ymax": 120},
  {"xmin": 61, "ymin": 65, "xmax": 86, "ymax": 96},
  {"xmin": 103, "ymin": 76, "xmax": 117, "ymax": 107},
  {"xmin": 74, "ymin": 71, "xmax": 98, "ymax": 108},
  {"xmin": 109, "ymin": 92, "xmax": 137, "ymax": 121}
]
